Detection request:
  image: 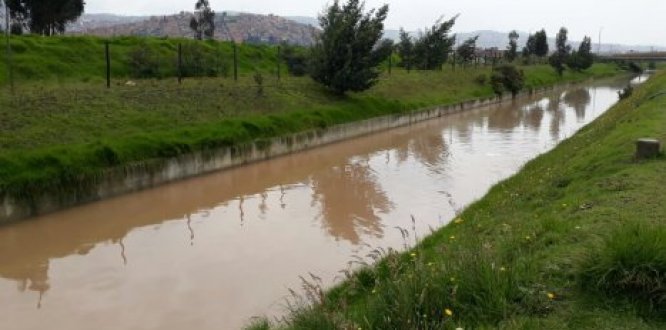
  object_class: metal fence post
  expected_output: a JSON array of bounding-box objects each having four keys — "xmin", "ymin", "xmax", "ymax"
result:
[
  {"xmin": 233, "ymin": 42, "xmax": 238, "ymax": 82},
  {"xmin": 277, "ymin": 45, "xmax": 281, "ymax": 81},
  {"xmin": 178, "ymin": 43, "xmax": 183, "ymax": 84},
  {"xmin": 5, "ymin": 2, "xmax": 14, "ymax": 94},
  {"xmin": 105, "ymin": 41, "xmax": 111, "ymax": 88}
]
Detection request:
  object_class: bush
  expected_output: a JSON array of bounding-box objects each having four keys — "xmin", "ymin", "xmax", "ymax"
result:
[
  {"xmin": 579, "ymin": 222, "xmax": 666, "ymax": 315},
  {"xmin": 618, "ymin": 85, "xmax": 633, "ymax": 100},
  {"xmin": 281, "ymin": 44, "xmax": 309, "ymax": 77},
  {"xmin": 490, "ymin": 65, "xmax": 525, "ymax": 97},
  {"xmin": 128, "ymin": 42, "xmax": 161, "ymax": 78},
  {"xmin": 648, "ymin": 61, "xmax": 657, "ymax": 70},
  {"xmin": 474, "ymin": 74, "xmax": 488, "ymax": 85},
  {"xmin": 254, "ymin": 72, "xmax": 264, "ymax": 96}
]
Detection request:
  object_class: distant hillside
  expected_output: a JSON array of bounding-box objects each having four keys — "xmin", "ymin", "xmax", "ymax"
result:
[
  {"xmin": 70, "ymin": 13, "xmax": 317, "ymax": 46},
  {"xmin": 54, "ymin": 13, "xmax": 665, "ymax": 53}
]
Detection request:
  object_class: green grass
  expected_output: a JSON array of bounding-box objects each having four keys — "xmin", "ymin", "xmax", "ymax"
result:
[
  {"xmin": 0, "ymin": 36, "xmax": 625, "ymax": 200},
  {"xmin": 579, "ymin": 222, "xmax": 666, "ymax": 316},
  {"xmin": 249, "ymin": 71, "xmax": 666, "ymax": 329},
  {"xmin": 0, "ymin": 35, "xmax": 280, "ymax": 85}
]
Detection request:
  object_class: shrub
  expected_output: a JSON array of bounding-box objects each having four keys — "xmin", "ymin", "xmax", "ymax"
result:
[
  {"xmin": 128, "ymin": 42, "xmax": 161, "ymax": 78},
  {"xmin": 490, "ymin": 65, "xmax": 525, "ymax": 97},
  {"xmin": 254, "ymin": 72, "xmax": 264, "ymax": 96},
  {"xmin": 618, "ymin": 85, "xmax": 633, "ymax": 100},
  {"xmin": 474, "ymin": 74, "xmax": 488, "ymax": 85},
  {"xmin": 579, "ymin": 222, "xmax": 666, "ymax": 314},
  {"xmin": 281, "ymin": 44, "xmax": 309, "ymax": 77}
]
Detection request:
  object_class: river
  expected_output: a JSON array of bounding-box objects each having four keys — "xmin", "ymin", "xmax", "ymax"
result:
[{"xmin": 0, "ymin": 75, "xmax": 645, "ymax": 330}]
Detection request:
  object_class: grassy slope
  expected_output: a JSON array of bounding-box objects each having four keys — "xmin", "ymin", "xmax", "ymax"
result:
[
  {"xmin": 0, "ymin": 35, "xmax": 280, "ymax": 84},
  {"xmin": 255, "ymin": 71, "xmax": 666, "ymax": 330},
  {"xmin": 0, "ymin": 36, "xmax": 621, "ymax": 197}
]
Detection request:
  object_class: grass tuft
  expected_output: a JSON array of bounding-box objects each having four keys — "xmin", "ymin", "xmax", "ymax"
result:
[{"xmin": 579, "ymin": 222, "xmax": 666, "ymax": 315}]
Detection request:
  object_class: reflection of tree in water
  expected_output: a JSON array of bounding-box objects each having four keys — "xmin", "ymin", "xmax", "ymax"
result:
[
  {"xmin": 522, "ymin": 104, "xmax": 545, "ymax": 131},
  {"xmin": 310, "ymin": 158, "xmax": 393, "ymax": 244},
  {"xmin": 408, "ymin": 132, "xmax": 449, "ymax": 171},
  {"xmin": 9, "ymin": 262, "xmax": 50, "ymax": 308},
  {"xmin": 563, "ymin": 88, "xmax": 591, "ymax": 121},
  {"xmin": 546, "ymin": 92, "xmax": 565, "ymax": 139},
  {"xmin": 487, "ymin": 100, "xmax": 524, "ymax": 133}
]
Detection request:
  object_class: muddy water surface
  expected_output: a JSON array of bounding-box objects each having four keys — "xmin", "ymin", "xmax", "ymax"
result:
[{"xmin": 0, "ymin": 76, "xmax": 642, "ymax": 330}]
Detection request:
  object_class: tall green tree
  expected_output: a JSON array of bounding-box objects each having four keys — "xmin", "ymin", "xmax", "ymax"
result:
[
  {"xmin": 457, "ymin": 35, "xmax": 478, "ymax": 65},
  {"xmin": 190, "ymin": 0, "xmax": 215, "ymax": 40},
  {"xmin": 567, "ymin": 36, "xmax": 594, "ymax": 71},
  {"xmin": 522, "ymin": 34, "xmax": 536, "ymax": 57},
  {"xmin": 396, "ymin": 28, "xmax": 413, "ymax": 72},
  {"xmin": 309, "ymin": 0, "xmax": 390, "ymax": 95},
  {"xmin": 506, "ymin": 30, "xmax": 519, "ymax": 62},
  {"xmin": 549, "ymin": 27, "xmax": 571, "ymax": 76},
  {"xmin": 411, "ymin": 15, "xmax": 458, "ymax": 70},
  {"xmin": 7, "ymin": 0, "xmax": 84, "ymax": 35},
  {"xmin": 534, "ymin": 29, "xmax": 549, "ymax": 58}
]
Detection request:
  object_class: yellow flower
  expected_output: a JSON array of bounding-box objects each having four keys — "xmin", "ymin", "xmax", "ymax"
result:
[
  {"xmin": 454, "ymin": 218, "xmax": 464, "ymax": 224},
  {"xmin": 525, "ymin": 235, "xmax": 531, "ymax": 240},
  {"xmin": 500, "ymin": 266, "xmax": 506, "ymax": 272},
  {"xmin": 547, "ymin": 292, "xmax": 556, "ymax": 300},
  {"xmin": 444, "ymin": 308, "xmax": 453, "ymax": 317},
  {"xmin": 449, "ymin": 235, "xmax": 456, "ymax": 240},
  {"xmin": 410, "ymin": 252, "xmax": 417, "ymax": 258}
]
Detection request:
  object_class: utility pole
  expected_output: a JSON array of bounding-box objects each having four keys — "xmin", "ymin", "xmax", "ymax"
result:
[{"xmin": 597, "ymin": 27, "xmax": 603, "ymax": 55}]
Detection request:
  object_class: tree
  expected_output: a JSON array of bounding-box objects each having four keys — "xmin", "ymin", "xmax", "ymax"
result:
[
  {"xmin": 309, "ymin": 0, "xmax": 390, "ymax": 95},
  {"xmin": 456, "ymin": 35, "xmax": 478, "ymax": 65},
  {"xmin": 6, "ymin": 0, "xmax": 84, "ymax": 35},
  {"xmin": 490, "ymin": 64, "xmax": 525, "ymax": 97},
  {"xmin": 190, "ymin": 0, "xmax": 215, "ymax": 40},
  {"xmin": 549, "ymin": 27, "xmax": 571, "ymax": 76},
  {"xmin": 411, "ymin": 15, "xmax": 458, "ymax": 70},
  {"xmin": 567, "ymin": 36, "xmax": 594, "ymax": 71},
  {"xmin": 534, "ymin": 29, "xmax": 549, "ymax": 58},
  {"xmin": 523, "ymin": 33, "xmax": 536, "ymax": 58},
  {"xmin": 396, "ymin": 28, "xmax": 413, "ymax": 71},
  {"xmin": 506, "ymin": 30, "xmax": 519, "ymax": 62}
]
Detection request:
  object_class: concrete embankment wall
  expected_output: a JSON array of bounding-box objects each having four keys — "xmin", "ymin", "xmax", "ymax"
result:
[{"xmin": 0, "ymin": 85, "xmax": 561, "ymax": 224}]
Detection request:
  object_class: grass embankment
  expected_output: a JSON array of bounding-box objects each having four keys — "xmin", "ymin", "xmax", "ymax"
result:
[
  {"xmin": 250, "ymin": 71, "xmax": 666, "ymax": 329},
  {"xmin": 0, "ymin": 36, "xmax": 621, "ymax": 199},
  {"xmin": 0, "ymin": 35, "xmax": 280, "ymax": 84}
]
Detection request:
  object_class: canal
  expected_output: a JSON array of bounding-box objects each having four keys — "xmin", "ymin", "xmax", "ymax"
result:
[{"xmin": 0, "ymin": 75, "xmax": 644, "ymax": 330}]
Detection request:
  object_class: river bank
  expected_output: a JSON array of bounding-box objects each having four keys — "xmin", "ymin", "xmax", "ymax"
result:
[
  {"xmin": 0, "ymin": 61, "xmax": 622, "ymax": 223},
  {"xmin": 252, "ymin": 71, "xmax": 666, "ymax": 329}
]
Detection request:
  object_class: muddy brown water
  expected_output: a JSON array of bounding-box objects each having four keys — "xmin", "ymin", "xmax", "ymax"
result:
[{"xmin": 0, "ymin": 75, "xmax": 645, "ymax": 330}]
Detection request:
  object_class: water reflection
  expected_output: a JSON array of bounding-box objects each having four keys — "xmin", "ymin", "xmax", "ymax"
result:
[
  {"xmin": 563, "ymin": 89, "xmax": 592, "ymax": 121},
  {"xmin": 523, "ymin": 103, "xmax": 545, "ymax": 131},
  {"xmin": 0, "ymin": 75, "xmax": 643, "ymax": 330},
  {"xmin": 311, "ymin": 159, "xmax": 392, "ymax": 243}
]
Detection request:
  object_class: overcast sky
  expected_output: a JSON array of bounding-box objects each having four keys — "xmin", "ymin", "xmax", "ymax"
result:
[{"xmin": 86, "ymin": 0, "xmax": 665, "ymax": 46}]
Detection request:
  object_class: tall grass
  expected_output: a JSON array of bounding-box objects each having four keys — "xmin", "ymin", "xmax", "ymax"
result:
[{"xmin": 579, "ymin": 222, "xmax": 666, "ymax": 315}]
